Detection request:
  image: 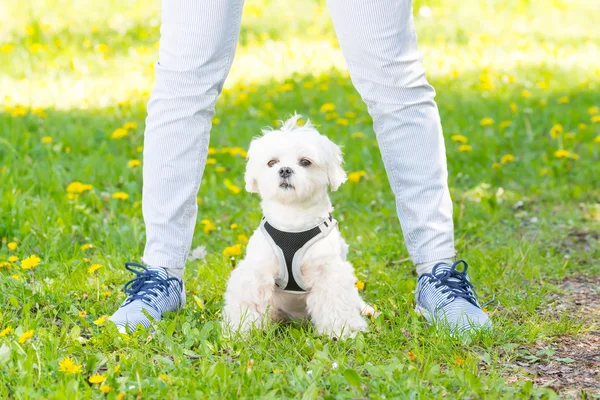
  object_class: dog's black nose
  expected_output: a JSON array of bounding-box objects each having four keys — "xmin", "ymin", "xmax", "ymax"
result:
[{"xmin": 278, "ymin": 167, "xmax": 293, "ymax": 178}]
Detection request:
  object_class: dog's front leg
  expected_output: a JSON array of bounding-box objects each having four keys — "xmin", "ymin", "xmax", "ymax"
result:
[
  {"xmin": 306, "ymin": 260, "xmax": 368, "ymax": 340},
  {"xmin": 222, "ymin": 261, "xmax": 274, "ymax": 337}
]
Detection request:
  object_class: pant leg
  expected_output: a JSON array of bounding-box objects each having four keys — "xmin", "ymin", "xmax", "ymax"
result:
[
  {"xmin": 327, "ymin": 0, "xmax": 455, "ymax": 264},
  {"xmin": 142, "ymin": 0, "xmax": 245, "ymax": 279}
]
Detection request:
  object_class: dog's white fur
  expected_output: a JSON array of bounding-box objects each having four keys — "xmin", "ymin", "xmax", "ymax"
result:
[{"xmin": 222, "ymin": 114, "xmax": 374, "ymax": 339}]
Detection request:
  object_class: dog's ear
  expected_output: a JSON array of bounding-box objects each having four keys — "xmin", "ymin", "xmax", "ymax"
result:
[
  {"xmin": 244, "ymin": 138, "xmax": 260, "ymax": 193},
  {"xmin": 324, "ymin": 137, "xmax": 347, "ymax": 191}
]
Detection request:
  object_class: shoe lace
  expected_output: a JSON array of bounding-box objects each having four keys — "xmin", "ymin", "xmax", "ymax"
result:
[
  {"xmin": 122, "ymin": 262, "xmax": 179, "ymax": 306},
  {"xmin": 431, "ymin": 260, "xmax": 479, "ymax": 307}
]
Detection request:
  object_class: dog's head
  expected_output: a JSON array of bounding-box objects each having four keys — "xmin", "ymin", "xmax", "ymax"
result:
[{"xmin": 244, "ymin": 114, "xmax": 347, "ymax": 204}]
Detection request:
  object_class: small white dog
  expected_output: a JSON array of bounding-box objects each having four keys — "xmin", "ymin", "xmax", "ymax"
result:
[{"xmin": 222, "ymin": 114, "xmax": 375, "ymax": 339}]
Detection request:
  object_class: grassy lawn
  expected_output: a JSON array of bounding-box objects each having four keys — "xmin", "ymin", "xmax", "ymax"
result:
[{"xmin": 1, "ymin": 0, "xmax": 600, "ymax": 398}]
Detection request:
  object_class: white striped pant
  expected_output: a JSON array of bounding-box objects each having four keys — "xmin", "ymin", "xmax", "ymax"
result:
[{"xmin": 142, "ymin": 0, "xmax": 455, "ymax": 279}]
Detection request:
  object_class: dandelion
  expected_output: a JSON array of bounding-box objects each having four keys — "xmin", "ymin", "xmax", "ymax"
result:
[
  {"xmin": 0, "ymin": 327, "xmax": 12, "ymax": 337},
  {"xmin": 318, "ymin": 83, "xmax": 328, "ymax": 91},
  {"xmin": 222, "ymin": 244, "xmax": 242, "ymax": 257},
  {"xmin": 578, "ymin": 123, "xmax": 587, "ymax": 130},
  {"xmin": 212, "ymin": 117, "xmax": 221, "ymax": 125},
  {"xmin": 303, "ymin": 81, "xmax": 315, "ymax": 88},
  {"xmin": 102, "ymin": 291, "xmax": 111, "ymax": 297},
  {"xmin": 509, "ymin": 103, "xmax": 518, "ymax": 112},
  {"xmin": 492, "ymin": 162, "xmax": 501, "ymax": 169},
  {"xmin": 458, "ymin": 144, "xmax": 472, "ymax": 152},
  {"xmin": 117, "ymin": 393, "xmax": 125, "ymax": 400},
  {"xmin": 123, "ymin": 122, "xmax": 137, "ymax": 130},
  {"xmin": 558, "ymin": 96, "xmax": 570, "ymax": 104},
  {"xmin": 7, "ymin": 242, "xmax": 17, "ymax": 251},
  {"xmin": 127, "ymin": 159, "xmax": 141, "ymax": 168},
  {"xmin": 95, "ymin": 44, "xmax": 109, "ymax": 53},
  {"xmin": 355, "ymin": 280, "xmax": 365, "ymax": 291},
  {"xmin": 499, "ymin": 121, "xmax": 512, "ymax": 129},
  {"xmin": 66, "ymin": 182, "xmax": 93, "ymax": 194},
  {"xmin": 521, "ymin": 89, "xmax": 531, "ymax": 98},
  {"xmin": 208, "ymin": 147, "xmax": 217, "ymax": 155},
  {"xmin": 81, "ymin": 244, "xmax": 93, "ymax": 251},
  {"xmin": 276, "ymin": 83, "xmax": 293, "ymax": 92},
  {"xmin": 59, "ymin": 357, "xmax": 82, "ymax": 374},
  {"xmin": 237, "ymin": 234, "xmax": 249, "ymax": 244},
  {"xmin": 348, "ymin": 171, "xmax": 366, "ymax": 183},
  {"xmin": 206, "ymin": 158, "xmax": 217, "ymax": 165},
  {"xmin": 93, "ymin": 316, "xmax": 107, "ymax": 326},
  {"xmin": 89, "ymin": 374, "xmax": 106, "ymax": 384},
  {"xmin": 112, "ymin": 192, "xmax": 129, "ymax": 200},
  {"xmin": 0, "ymin": 261, "xmax": 10, "ymax": 268},
  {"xmin": 224, "ymin": 179, "xmax": 241, "ymax": 194},
  {"xmin": 21, "ymin": 255, "xmax": 41, "ymax": 270},
  {"xmin": 549, "ymin": 124, "xmax": 563, "ymax": 139},
  {"xmin": 111, "ymin": 128, "xmax": 128, "ymax": 139},
  {"xmin": 595, "ymin": 135, "xmax": 600, "ymax": 143},
  {"xmin": 345, "ymin": 111, "xmax": 357, "ymax": 119},
  {"xmin": 215, "ymin": 166, "xmax": 226, "ymax": 173},
  {"xmin": 454, "ymin": 355, "xmax": 465, "ymax": 365},
  {"xmin": 588, "ymin": 106, "xmax": 599, "ymax": 115},
  {"xmin": 480, "ymin": 118, "xmax": 494, "ymax": 126},
  {"xmin": 501, "ymin": 154, "xmax": 515, "ymax": 164},
  {"xmin": 88, "ymin": 264, "xmax": 102, "ymax": 274},
  {"xmin": 536, "ymin": 81, "xmax": 549, "ymax": 90},
  {"xmin": 230, "ymin": 223, "xmax": 239, "ymax": 229},
  {"xmin": 99, "ymin": 385, "xmax": 112, "ymax": 393},
  {"xmin": 0, "ymin": 44, "xmax": 14, "ymax": 53},
  {"xmin": 450, "ymin": 134, "xmax": 468, "ymax": 143},
  {"xmin": 201, "ymin": 219, "xmax": 215, "ymax": 234},
  {"xmin": 554, "ymin": 149, "xmax": 572, "ymax": 158},
  {"xmin": 407, "ymin": 351, "xmax": 417, "ymax": 361},
  {"xmin": 8, "ymin": 256, "xmax": 18, "ymax": 263},
  {"xmin": 78, "ymin": 311, "xmax": 87, "ymax": 318},
  {"xmin": 336, "ymin": 118, "xmax": 349, "ymax": 126},
  {"xmin": 114, "ymin": 365, "xmax": 120, "ymax": 372},
  {"xmin": 18, "ymin": 330, "xmax": 34, "ymax": 344},
  {"xmin": 320, "ymin": 103, "xmax": 335, "ymax": 113},
  {"xmin": 11, "ymin": 275, "xmax": 21, "ymax": 280},
  {"xmin": 158, "ymin": 374, "xmax": 172, "ymax": 383},
  {"xmin": 41, "ymin": 136, "xmax": 53, "ymax": 143},
  {"xmin": 592, "ymin": 115, "xmax": 600, "ymax": 123}
]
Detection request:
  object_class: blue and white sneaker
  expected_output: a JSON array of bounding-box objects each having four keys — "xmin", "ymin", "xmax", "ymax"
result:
[
  {"xmin": 415, "ymin": 260, "xmax": 491, "ymax": 334},
  {"xmin": 109, "ymin": 262, "xmax": 185, "ymax": 333}
]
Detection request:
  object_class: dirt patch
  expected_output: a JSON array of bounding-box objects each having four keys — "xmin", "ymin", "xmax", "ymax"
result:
[{"xmin": 507, "ymin": 275, "xmax": 600, "ymax": 398}]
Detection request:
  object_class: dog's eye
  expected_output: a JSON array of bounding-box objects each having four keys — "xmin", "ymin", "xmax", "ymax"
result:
[
  {"xmin": 267, "ymin": 159, "xmax": 278, "ymax": 167},
  {"xmin": 299, "ymin": 158, "xmax": 312, "ymax": 167}
]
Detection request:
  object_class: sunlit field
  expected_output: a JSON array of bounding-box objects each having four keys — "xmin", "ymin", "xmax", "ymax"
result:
[{"xmin": 1, "ymin": 0, "xmax": 599, "ymax": 398}]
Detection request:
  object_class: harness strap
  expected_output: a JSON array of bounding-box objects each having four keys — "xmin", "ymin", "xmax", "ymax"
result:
[{"xmin": 260, "ymin": 216, "xmax": 337, "ymax": 293}]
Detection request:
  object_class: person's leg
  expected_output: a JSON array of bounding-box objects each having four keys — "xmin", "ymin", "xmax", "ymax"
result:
[
  {"xmin": 111, "ymin": 0, "xmax": 245, "ymax": 333},
  {"xmin": 327, "ymin": 0, "xmax": 489, "ymax": 332}
]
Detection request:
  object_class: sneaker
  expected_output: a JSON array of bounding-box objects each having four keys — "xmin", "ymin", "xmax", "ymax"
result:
[
  {"xmin": 415, "ymin": 260, "xmax": 491, "ymax": 334},
  {"xmin": 109, "ymin": 262, "xmax": 185, "ymax": 333}
]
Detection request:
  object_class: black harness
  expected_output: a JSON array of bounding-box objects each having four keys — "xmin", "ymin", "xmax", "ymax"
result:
[{"xmin": 260, "ymin": 216, "xmax": 337, "ymax": 293}]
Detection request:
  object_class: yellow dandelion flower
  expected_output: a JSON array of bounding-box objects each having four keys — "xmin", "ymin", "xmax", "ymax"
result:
[
  {"xmin": 122, "ymin": 122, "xmax": 137, "ymax": 130},
  {"xmin": 117, "ymin": 393, "xmax": 125, "ymax": 400},
  {"xmin": 0, "ymin": 44, "xmax": 14, "ymax": 53},
  {"xmin": 112, "ymin": 192, "xmax": 129, "ymax": 200},
  {"xmin": 336, "ymin": 118, "xmax": 349, "ymax": 126},
  {"xmin": 348, "ymin": 171, "xmax": 366, "ymax": 183},
  {"xmin": 102, "ymin": 291, "xmax": 111, "ymax": 297},
  {"xmin": 303, "ymin": 81, "xmax": 315, "ymax": 89},
  {"xmin": 215, "ymin": 166, "xmax": 226, "ymax": 173},
  {"xmin": 550, "ymin": 124, "xmax": 563, "ymax": 139},
  {"xmin": 230, "ymin": 224, "xmax": 239, "ymax": 229},
  {"xmin": 41, "ymin": 136, "xmax": 53, "ymax": 144},
  {"xmin": 351, "ymin": 132, "xmax": 366, "ymax": 139},
  {"xmin": 458, "ymin": 144, "xmax": 472, "ymax": 152},
  {"xmin": 95, "ymin": 43, "xmax": 108, "ymax": 53},
  {"xmin": 454, "ymin": 355, "xmax": 465, "ymax": 365},
  {"xmin": 492, "ymin": 162, "xmax": 501, "ymax": 169},
  {"xmin": 136, "ymin": 146, "xmax": 143, "ymax": 153},
  {"xmin": 480, "ymin": 118, "xmax": 494, "ymax": 126},
  {"xmin": 224, "ymin": 179, "xmax": 241, "ymax": 194},
  {"xmin": 158, "ymin": 374, "xmax": 172, "ymax": 383},
  {"xmin": 11, "ymin": 275, "xmax": 21, "ymax": 280},
  {"xmin": 78, "ymin": 311, "xmax": 87, "ymax": 318},
  {"xmin": 320, "ymin": 103, "xmax": 335, "ymax": 113},
  {"xmin": 89, "ymin": 374, "xmax": 106, "ymax": 384},
  {"xmin": 222, "ymin": 244, "xmax": 242, "ymax": 257},
  {"xmin": 407, "ymin": 351, "xmax": 417, "ymax": 361},
  {"xmin": 509, "ymin": 103, "xmax": 518, "ymax": 112},
  {"xmin": 208, "ymin": 147, "xmax": 217, "ymax": 155},
  {"xmin": 594, "ymin": 135, "xmax": 600, "ymax": 143},
  {"xmin": 578, "ymin": 123, "xmax": 587, "ymax": 130},
  {"xmin": 201, "ymin": 219, "xmax": 216, "ymax": 234},
  {"xmin": 66, "ymin": 182, "xmax": 93, "ymax": 194},
  {"xmin": 558, "ymin": 96, "xmax": 569, "ymax": 104},
  {"xmin": 318, "ymin": 83, "xmax": 329, "ymax": 91},
  {"xmin": 237, "ymin": 234, "xmax": 249, "ymax": 244},
  {"xmin": 59, "ymin": 357, "xmax": 82, "ymax": 374},
  {"xmin": 88, "ymin": 264, "xmax": 102, "ymax": 274},
  {"xmin": 81, "ymin": 243, "xmax": 93, "ymax": 251},
  {"xmin": 18, "ymin": 329, "xmax": 34, "ymax": 343},
  {"xmin": 499, "ymin": 120, "xmax": 512, "ymax": 129},
  {"xmin": 0, "ymin": 327, "xmax": 12, "ymax": 337},
  {"xmin": 588, "ymin": 106, "xmax": 599, "ymax": 115},
  {"xmin": 0, "ymin": 261, "xmax": 10, "ymax": 268},
  {"xmin": 536, "ymin": 81, "xmax": 549, "ymax": 90},
  {"xmin": 206, "ymin": 158, "xmax": 217, "ymax": 165},
  {"xmin": 450, "ymin": 134, "xmax": 468, "ymax": 143},
  {"xmin": 355, "ymin": 280, "xmax": 365, "ymax": 291},
  {"xmin": 276, "ymin": 83, "xmax": 293, "ymax": 92},
  {"xmin": 8, "ymin": 255, "xmax": 19, "ymax": 263},
  {"xmin": 21, "ymin": 255, "xmax": 41, "ymax": 270},
  {"xmin": 127, "ymin": 159, "xmax": 141, "ymax": 168},
  {"xmin": 554, "ymin": 149, "xmax": 571, "ymax": 158},
  {"xmin": 345, "ymin": 111, "xmax": 357, "ymax": 119},
  {"xmin": 111, "ymin": 128, "xmax": 128, "ymax": 139},
  {"xmin": 521, "ymin": 89, "xmax": 531, "ymax": 98},
  {"xmin": 99, "ymin": 385, "xmax": 112, "ymax": 393},
  {"xmin": 212, "ymin": 117, "xmax": 221, "ymax": 125},
  {"xmin": 114, "ymin": 365, "xmax": 120, "ymax": 372},
  {"xmin": 7, "ymin": 242, "xmax": 17, "ymax": 251},
  {"xmin": 93, "ymin": 316, "xmax": 107, "ymax": 326},
  {"xmin": 591, "ymin": 115, "xmax": 600, "ymax": 123},
  {"xmin": 500, "ymin": 154, "xmax": 515, "ymax": 164}
]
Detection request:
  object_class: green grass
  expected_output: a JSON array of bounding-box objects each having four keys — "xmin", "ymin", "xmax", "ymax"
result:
[{"xmin": 1, "ymin": 0, "xmax": 600, "ymax": 398}]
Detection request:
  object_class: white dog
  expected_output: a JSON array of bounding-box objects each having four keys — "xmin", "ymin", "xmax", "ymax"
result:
[{"xmin": 222, "ymin": 114, "xmax": 375, "ymax": 339}]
